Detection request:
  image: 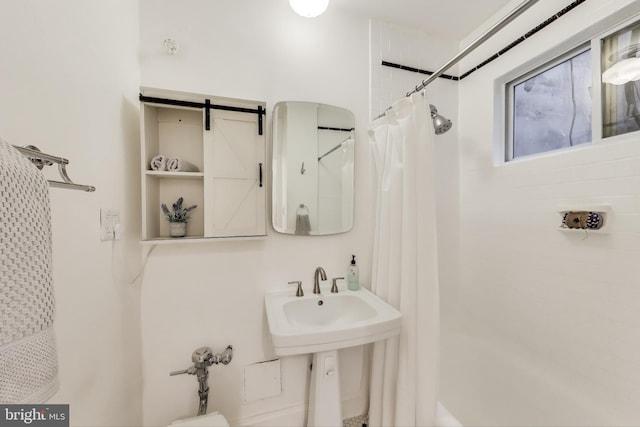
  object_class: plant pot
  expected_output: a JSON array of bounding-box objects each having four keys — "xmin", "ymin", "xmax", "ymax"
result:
[{"xmin": 170, "ymin": 222, "xmax": 187, "ymax": 237}]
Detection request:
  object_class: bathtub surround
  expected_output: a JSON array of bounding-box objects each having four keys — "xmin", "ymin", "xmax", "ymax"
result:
[
  {"xmin": 450, "ymin": 0, "xmax": 640, "ymax": 425},
  {"xmin": 368, "ymin": 93, "xmax": 440, "ymax": 426}
]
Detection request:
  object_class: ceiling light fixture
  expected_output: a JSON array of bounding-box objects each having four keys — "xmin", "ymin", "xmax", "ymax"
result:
[
  {"xmin": 602, "ymin": 57, "xmax": 640, "ymax": 85},
  {"xmin": 602, "ymin": 43, "xmax": 640, "ymax": 85},
  {"xmin": 289, "ymin": 0, "xmax": 329, "ymax": 18}
]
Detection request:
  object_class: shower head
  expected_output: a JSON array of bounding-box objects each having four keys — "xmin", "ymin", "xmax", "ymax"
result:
[{"xmin": 429, "ymin": 104, "xmax": 453, "ymax": 135}]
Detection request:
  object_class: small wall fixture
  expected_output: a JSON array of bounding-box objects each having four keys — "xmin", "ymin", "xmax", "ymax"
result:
[
  {"xmin": 557, "ymin": 204, "xmax": 610, "ymax": 234},
  {"xmin": 289, "ymin": 0, "xmax": 329, "ymax": 17},
  {"xmin": 561, "ymin": 211, "xmax": 605, "ymax": 230},
  {"xmin": 163, "ymin": 38, "xmax": 179, "ymax": 55}
]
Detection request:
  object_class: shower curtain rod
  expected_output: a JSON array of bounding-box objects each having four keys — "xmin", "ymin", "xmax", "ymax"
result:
[
  {"xmin": 318, "ymin": 136, "xmax": 353, "ymax": 161},
  {"xmin": 407, "ymin": 0, "xmax": 539, "ymax": 96},
  {"xmin": 375, "ymin": 0, "xmax": 539, "ymax": 119}
]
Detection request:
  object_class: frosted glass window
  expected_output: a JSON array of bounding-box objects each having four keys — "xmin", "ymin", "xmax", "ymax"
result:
[
  {"xmin": 602, "ymin": 20, "xmax": 640, "ymax": 138},
  {"xmin": 509, "ymin": 49, "xmax": 592, "ymax": 160}
]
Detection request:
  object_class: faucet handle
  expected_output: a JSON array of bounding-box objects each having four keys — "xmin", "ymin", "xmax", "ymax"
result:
[
  {"xmin": 331, "ymin": 277, "xmax": 344, "ymax": 293},
  {"xmin": 289, "ymin": 280, "xmax": 304, "ymax": 297}
]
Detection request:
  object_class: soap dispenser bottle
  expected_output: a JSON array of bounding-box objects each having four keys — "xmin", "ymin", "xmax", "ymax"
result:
[{"xmin": 347, "ymin": 255, "xmax": 359, "ymax": 291}]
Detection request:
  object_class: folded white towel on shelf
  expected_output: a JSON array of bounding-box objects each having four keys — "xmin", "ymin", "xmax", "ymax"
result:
[
  {"xmin": 0, "ymin": 139, "xmax": 58, "ymax": 403},
  {"xmin": 150, "ymin": 155, "xmax": 167, "ymax": 171},
  {"xmin": 167, "ymin": 158, "xmax": 199, "ymax": 172}
]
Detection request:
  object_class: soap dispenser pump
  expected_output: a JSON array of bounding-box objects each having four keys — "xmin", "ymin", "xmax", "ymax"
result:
[{"xmin": 347, "ymin": 255, "xmax": 359, "ymax": 291}]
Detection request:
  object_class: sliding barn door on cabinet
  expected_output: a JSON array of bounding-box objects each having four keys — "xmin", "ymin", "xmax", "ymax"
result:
[{"xmin": 204, "ymin": 109, "xmax": 266, "ymax": 237}]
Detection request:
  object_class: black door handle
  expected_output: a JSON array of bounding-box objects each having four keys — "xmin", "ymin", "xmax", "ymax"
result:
[{"xmin": 259, "ymin": 163, "xmax": 263, "ymax": 187}]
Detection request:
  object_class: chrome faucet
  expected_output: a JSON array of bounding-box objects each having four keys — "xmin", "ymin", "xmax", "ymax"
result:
[{"xmin": 313, "ymin": 267, "xmax": 327, "ymax": 294}]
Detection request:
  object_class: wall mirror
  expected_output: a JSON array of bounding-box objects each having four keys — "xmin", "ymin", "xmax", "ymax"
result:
[{"xmin": 272, "ymin": 101, "xmax": 355, "ymax": 235}]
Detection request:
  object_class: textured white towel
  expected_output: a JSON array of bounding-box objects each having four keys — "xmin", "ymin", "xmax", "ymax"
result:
[
  {"xmin": 150, "ymin": 154, "xmax": 167, "ymax": 171},
  {"xmin": 0, "ymin": 139, "xmax": 58, "ymax": 403},
  {"xmin": 166, "ymin": 158, "xmax": 199, "ymax": 172}
]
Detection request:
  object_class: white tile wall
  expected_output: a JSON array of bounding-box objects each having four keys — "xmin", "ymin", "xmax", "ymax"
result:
[
  {"xmin": 369, "ymin": 21, "xmax": 459, "ymax": 120},
  {"xmin": 455, "ymin": 0, "xmax": 640, "ymax": 425}
]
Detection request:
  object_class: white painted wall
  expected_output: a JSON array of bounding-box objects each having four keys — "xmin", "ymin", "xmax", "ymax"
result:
[
  {"xmin": 0, "ymin": 2, "xmax": 142, "ymax": 427},
  {"xmin": 139, "ymin": 1, "xmax": 373, "ymax": 425},
  {"xmin": 448, "ymin": 0, "xmax": 640, "ymax": 425}
]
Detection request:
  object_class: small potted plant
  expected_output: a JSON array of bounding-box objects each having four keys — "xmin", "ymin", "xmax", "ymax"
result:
[{"xmin": 161, "ymin": 197, "xmax": 197, "ymax": 237}]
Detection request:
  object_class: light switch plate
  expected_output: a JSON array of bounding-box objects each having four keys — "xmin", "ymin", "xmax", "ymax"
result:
[{"xmin": 100, "ymin": 208, "xmax": 121, "ymax": 241}]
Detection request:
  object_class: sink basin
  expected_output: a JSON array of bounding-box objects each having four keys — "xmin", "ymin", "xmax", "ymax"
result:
[
  {"xmin": 283, "ymin": 294, "xmax": 377, "ymax": 327},
  {"xmin": 265, "ymin": 283, "xmax": 401, "ymax": 356}
]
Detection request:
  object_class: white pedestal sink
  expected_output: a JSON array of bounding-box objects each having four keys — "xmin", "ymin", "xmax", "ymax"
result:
[{"xmin": 265, "ymin": 283, "xmax": 401, "ymax": 426}]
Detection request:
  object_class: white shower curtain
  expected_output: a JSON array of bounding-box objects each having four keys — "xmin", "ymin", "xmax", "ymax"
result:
[{"xmin": 368, "ymin": 92, "xmax": 440, "ymax": 426}]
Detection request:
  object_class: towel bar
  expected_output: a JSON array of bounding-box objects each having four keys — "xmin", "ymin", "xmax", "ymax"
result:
[{"xmin": 13, "ymin": 145, "xmax": 95, "ymax": 192}]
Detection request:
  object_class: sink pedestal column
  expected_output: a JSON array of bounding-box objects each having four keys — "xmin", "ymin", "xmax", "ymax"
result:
[{"xmin": 307, "ymin": 350, "xmax": 342, "ymax": 427}]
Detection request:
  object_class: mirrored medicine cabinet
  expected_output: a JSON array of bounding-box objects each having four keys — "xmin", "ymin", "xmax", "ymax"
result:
[{"xmin": 272, "ymin": 101, "xmax": 355, "ymax": 235}]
